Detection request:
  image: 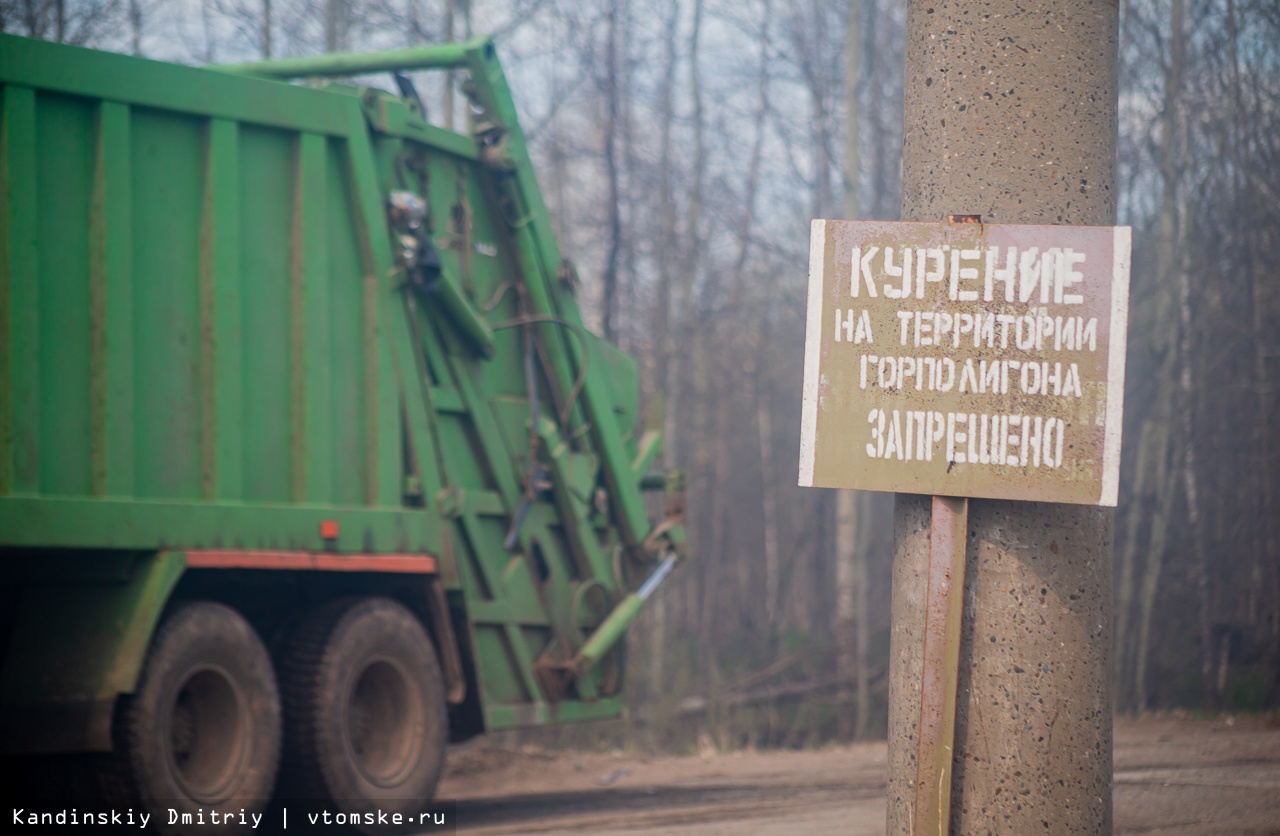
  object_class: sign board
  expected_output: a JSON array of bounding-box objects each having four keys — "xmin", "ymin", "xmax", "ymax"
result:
[{"xmin": 799, "ymin": 220, "xmax": 1130, "ymax": 506}]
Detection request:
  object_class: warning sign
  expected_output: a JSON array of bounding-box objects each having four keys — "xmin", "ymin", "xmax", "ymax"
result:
[{"xmin": 798, "ymin": 220, "xmax": 1130, "ymax": 506}]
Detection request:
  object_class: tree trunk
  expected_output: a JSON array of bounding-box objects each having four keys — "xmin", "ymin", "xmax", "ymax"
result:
[
  {"xmin": 648, "ymin": 0, "xmax": 681, "ymax": 697},
  {"xmin": 1157, "ymin": 0, "xmax": 1214, "ymax": 710},
  {"xmin": 755, "ymin": 324, "xmax": 780, "ymax": 624},
  {"xmin": 444, "ymin": 0, "xmax": 455, "ymax": 128},
  {"xmin": 835, "ymin": 493, "xmax": 856, "ymax": 740},
  {"xmin": 1137, "ymin": 419, "xmax": 1173, "ymax": 711},
  {"xmin": 618, "ymin": 0, "xmax": 637, "ymax": 356},
  {"xmin": 1116, "ymin": 420, "xmax": 1156, "ymax": 711},
  {"xmin": 129, "ymin": 0, "xmax": 142, "ymax": 55},
  {"xmin": 1226, "ymin": 0, "xmax": 1279, "ymax": 668},
  {"xmin": 681, "ymin": 0, "xmax": 706, "ymax": 641},
  {"xmin": 325, "ymin": 0, "xmax": 343, "ymax": 53},
  {"xmin": 200, "ymin": 0, "xmax": 215, "ymax": 63},
  {"xmin": 836, "ymin": 0, "xmax": 870, "ymax": 743},
  {"xmin": 261, "ymin": 0, "xmax": 271, "ymax": 58},
  {"xmin": 600, "ymin": 0, "xmax": 622, "ymax": 344}
]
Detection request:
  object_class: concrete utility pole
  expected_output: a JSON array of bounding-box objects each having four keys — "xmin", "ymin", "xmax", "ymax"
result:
[{"xmin": 888, "ymin": 2, "xmax": 1120, "ymax": 833}]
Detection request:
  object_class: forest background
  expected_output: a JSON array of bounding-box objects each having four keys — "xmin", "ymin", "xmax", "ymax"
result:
[{"xmin": 6, "ymin": 0, "xmax": 1279, "ymax": 749}]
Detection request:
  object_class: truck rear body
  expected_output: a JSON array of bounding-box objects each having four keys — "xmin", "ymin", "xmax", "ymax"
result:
[{"xmin": 0, "ymin": 33, "xmax": 682, "ymax": 823}]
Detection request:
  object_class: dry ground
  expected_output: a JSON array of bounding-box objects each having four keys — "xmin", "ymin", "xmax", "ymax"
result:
[{"xmin": 439, "ymin": 715, "xmax": 1280, "ymax": 835}]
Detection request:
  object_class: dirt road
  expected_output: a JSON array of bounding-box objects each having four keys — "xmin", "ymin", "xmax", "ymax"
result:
[{"xmin": 441, "ymin": 716, "xmax": 1280, "ymax": 835}]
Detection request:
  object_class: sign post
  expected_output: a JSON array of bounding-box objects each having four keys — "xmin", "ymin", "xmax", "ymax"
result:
[
  {"xmin": 916, "ymin": 491, "xmax": 968, "ymax": 835},
  {"xmin": 801, "ymin": 213, "xmax": 1129, "ymax": 833}
]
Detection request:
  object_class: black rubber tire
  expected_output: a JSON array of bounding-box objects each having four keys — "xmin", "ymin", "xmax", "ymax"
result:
[
  {"xmin": 277, "ymin": 597, "xmax": 447, "ymax": 833},
  {"xmin": 104, "ymin": 602, "xmax": 281, "ymax": 833}
]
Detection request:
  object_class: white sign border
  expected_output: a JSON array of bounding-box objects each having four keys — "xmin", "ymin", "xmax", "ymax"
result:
[
  {"xmin": 798, "ymin": 219, "xmax": 826, "ymax": 488},
  {"xmin": 1099, "ymin": 225, "xmax": 1131, "ymax": 507}
]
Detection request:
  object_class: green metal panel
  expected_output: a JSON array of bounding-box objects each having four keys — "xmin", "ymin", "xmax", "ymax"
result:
[
  {"xmin": 0, "ymin": 33, "xmax": 684, "ymax": 742},
  {"xmin": 0, "ymin": 497, "xmax": 435, "ymax": 551},
  {"xmin": 1, "ymin": 85, "xmax": 40, "ymax": 496},
  {"xmin": 96, "ymin": 102, "xmax": 135, "ymax": 498},
  {"xmin": 133, "ymin": 106, "xmax": 205, "ymax": 500},
  {"xmin": 297, "ymin": 132, "xmax": 334, "ymax": 503},
  {"xmin": 0, "ymin": 35, "xmax": 357, "ymax": 136},
  {"xmin": 238, "ymin": 122, "xmax": 295, "ymax": 502},
  {"xmin": 37, "ymin": 92, "xmax": 94, "ymax": 497},
  {"xmin": 207, "ymin": 118, "xmax": 244, "ymax": 500},
  {"xmin": 0, "ymin": 37, "xmax": 433, "ymax": 552}
]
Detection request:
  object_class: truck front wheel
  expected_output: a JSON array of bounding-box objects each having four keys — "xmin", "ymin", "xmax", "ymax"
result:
[
  {"xmin": 277, "ymin": 597, "xmax": 447, "ymax": 830},
  {"xmin": 104, "ymin": 602, "xmax": 281, "ymax": 830}
]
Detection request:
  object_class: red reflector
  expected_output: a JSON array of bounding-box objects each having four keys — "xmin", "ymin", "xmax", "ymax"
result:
[{"xmin": 320, "ymin": 520, "xmax": 340, "ymax": 540}]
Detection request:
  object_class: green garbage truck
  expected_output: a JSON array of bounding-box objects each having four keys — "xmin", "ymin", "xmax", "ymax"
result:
[{"xmin": 0, "ymin": 33, "xmax": 684, "ymax": 828}]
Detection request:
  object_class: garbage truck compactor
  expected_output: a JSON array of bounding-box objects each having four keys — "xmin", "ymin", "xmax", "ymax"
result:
[{"xmin": 0, "ymin": 34, "xmax": 685, "ymax": 827}]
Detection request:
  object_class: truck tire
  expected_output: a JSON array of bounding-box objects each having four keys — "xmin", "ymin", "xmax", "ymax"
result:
[
  {"xmin": 277, "ymin": 597, "xmax": 447, "ymax": 832},
  {"xmin": 105, "ymin": 602, "xmax": 281, "ymax": 830}
]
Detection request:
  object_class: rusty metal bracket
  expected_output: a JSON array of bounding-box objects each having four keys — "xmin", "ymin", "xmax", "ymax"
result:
[
  {"xmin": 425, "ymin": 576, "xmax": 468, "ymax": 705},
  {"xmin": 914, "ymin": 495, "xmax": 969, "ymax": 835},
  {"xmin": 912, "ymin": 207, "xmax": 984, "ymax": 836}
]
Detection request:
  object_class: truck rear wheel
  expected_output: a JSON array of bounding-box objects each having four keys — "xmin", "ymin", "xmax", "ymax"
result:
[
  {"xmin": 278, "ymin": 597, "xmax": 447, "ymax": 831},
  {"xmin": 105, "ymin": 602, "xmax": 281, "ymax": 830}
]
